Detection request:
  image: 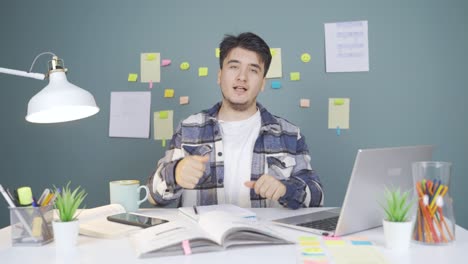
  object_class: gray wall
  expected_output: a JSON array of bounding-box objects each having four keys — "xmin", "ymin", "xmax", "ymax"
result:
[{"xmin": 1, "ymin": 0, "xmax": 467, "ymax": 229}]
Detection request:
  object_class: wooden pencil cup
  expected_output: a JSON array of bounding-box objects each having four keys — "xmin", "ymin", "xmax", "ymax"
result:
[{"xmin": 412, "ymin": 161, "xmax": 455, "ymax": 245}]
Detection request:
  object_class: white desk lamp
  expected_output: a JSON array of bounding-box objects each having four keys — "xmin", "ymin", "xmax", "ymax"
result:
[{"xmin": 0, "ymin": 52, "xmax": 99, "ymax": 123}]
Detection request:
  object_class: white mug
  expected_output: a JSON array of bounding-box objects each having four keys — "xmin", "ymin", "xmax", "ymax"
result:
[{"xmin": 109, "ymin": 180, "xmax": 149, "ymax": 212}]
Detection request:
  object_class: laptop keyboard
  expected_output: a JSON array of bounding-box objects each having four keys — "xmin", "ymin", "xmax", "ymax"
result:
[{"xmin": 298, "ymin": 216, "xmax": 339, "ymax": 231}]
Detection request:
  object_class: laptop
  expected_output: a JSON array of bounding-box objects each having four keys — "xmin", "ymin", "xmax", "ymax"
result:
[{"xmin": 272, "ymin": 145, "xmax": 433, "ymax": 236}]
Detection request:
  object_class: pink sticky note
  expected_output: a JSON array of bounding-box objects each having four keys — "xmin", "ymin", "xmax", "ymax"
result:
[
  {"xmin": 179, "ymin": 96, "xmax": 189, "ymax": 105},
  {"xmin": 161, "ymin": 59, "xmax": 171, "ymax": 66},
  {"xmin": 149, "ymin": 81, "xmax": 153, "ymax": 89},
  {"xmin": 182, "ymin": 240, "xmax": 191, "ymax": 255}
]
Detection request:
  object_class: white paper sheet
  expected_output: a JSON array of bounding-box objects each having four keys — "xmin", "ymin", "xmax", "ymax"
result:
[
  {"xmin": 109, "ymin": 91, "xmax": 151, "ymax": 138},
  {"xmin": 325, "ymin": 20, "xmax": 369, "ymax": 72}
]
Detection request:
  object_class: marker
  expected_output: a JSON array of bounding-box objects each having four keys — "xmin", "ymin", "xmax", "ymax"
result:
[{"xmin": 193, "ymin": 205, "xmax": 198, "ymax": 215}]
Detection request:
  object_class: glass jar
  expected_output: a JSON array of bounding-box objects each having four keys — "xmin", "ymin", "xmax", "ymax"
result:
[{"xmin": 412, "ymin": 161, "xmax": 455, "ymax": 245}]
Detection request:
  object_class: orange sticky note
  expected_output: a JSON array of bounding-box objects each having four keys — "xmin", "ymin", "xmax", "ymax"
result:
[
  {"xmin": 300, "ymin": 99, "xmax": 310, "ymax": 108},
  {"xmin": 164, "ymin": 89, "xmax": 174, "ymax": 98},
  {"xmin": 199, "ymin": 67, "xmax": 208, "ymax": 77},
  {"xmin": 179, "ymin": 96, "xmax": 189, "ymax": 105}
]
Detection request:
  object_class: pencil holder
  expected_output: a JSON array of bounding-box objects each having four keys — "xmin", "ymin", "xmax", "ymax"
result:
[
  {"xmin": 412, "ymin": 161, "xmax": 455, "ymax": 245},
  {"xmin": 9, "ymin": 204, "xmax": 54, "ymax": 246}
]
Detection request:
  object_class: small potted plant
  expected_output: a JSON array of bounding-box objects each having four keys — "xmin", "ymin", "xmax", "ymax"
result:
[
  {"xmin": 381, "ymin": 187, "xmax": 414, "ymax": 250},
  {"xmin": 52, "ymin": 182, "xmax": 87, "ymax": 249}
]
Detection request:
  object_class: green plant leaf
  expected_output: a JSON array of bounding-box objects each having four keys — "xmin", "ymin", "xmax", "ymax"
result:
[{"xmin": 53, "ymin": 181, "xmax": 87, "ymax": 222}]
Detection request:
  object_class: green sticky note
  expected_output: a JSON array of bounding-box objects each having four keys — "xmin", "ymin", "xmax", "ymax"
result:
[
  {"xmin": 199, "ymin": 67, "xmax": 208, "ymax": 77},
  {"xmin": 146, "ymin": 53, "xmax": 157, "ymax": 61},
  {"xmin": 290, "ymin": 72, "xmax": 300, "ymax": 81},
  {"xmin": 128, "ymin": 73, "xmax": 138, "ymax": 82},
  {"xmin": 159, "ymin": 111, "xmax": 169, "ymax": 119},
  {"xmin": 270, "ymin": 48, "xmax": 277, "ymax": 56},
  {"xmin": 334, "ymin": 99, "xmax": 345, "ymax": 105},
  {"xmin": 215, "ymin": 48, "xmax": 220, "ymax": 58}
]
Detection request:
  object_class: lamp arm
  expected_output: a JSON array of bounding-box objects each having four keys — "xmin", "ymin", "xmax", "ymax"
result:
[{"xmin": 0, "ymin": 67, "xmax": 45, "ymax": 80}]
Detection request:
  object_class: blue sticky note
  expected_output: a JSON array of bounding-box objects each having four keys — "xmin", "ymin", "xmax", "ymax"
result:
[
  {"xmin": 336, "ymin": 126, "xmax": 341, "ymax": 136},
  {"xmin": 271, "ymin": 81, "xmax": 281, "ymax": 89},
  {"xmin": 351, "ymin": 240, "xmax": 373, "ymax": 246}
]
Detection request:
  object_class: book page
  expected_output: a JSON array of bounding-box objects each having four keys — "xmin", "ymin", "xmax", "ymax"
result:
[
  {"xmin": 129, "ymin": 220, "xmax": 220, "ymax": 257},
  {"xmin": 197, "ymin": 211, "xmax": 287, "ymax": 246}
]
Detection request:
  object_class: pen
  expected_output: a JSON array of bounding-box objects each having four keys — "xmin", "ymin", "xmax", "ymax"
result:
[
  {"xmin": 0, "ymin": 184, "xmax": 37, "ymax": 241},
  {"xmin": 193, "ymin": 205, "xmax": 198, "ymax": 215}
]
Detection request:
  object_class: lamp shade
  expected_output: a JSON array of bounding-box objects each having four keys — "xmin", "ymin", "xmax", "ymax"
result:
[{"xmin": 26, "ymin": 71, "xmax": 99, "ymax": 123}]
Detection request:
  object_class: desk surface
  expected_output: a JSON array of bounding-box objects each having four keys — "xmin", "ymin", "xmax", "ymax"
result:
[{"xmin": 0, "ymin": 207, "xmax": 467, "ymax": 264}]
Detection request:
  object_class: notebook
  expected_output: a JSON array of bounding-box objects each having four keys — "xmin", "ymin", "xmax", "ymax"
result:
[{"xmin": 272, "ymin": 145, "xmax": 433, "ymax": 236}]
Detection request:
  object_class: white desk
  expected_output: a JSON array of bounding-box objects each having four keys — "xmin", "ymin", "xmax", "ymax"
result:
[{"xmin": 0, "ymin": 207, "xmax": 467, "ymax": 264}]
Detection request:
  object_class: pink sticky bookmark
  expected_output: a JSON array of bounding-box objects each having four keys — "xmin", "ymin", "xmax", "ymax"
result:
[
  {"xmin": 182, "ymin": 240, "xmax": 192, "ymax": 255},
  {"xmin": 162, "ymin": 59, "xmax": 171, "ymax": 66},
  {"xmin": 149, "ymin": 80, "xmax": 153, "ymax": 89}
]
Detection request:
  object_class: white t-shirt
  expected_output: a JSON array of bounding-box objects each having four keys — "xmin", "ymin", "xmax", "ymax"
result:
[{"xmin": 219, "ymin": 110, "xmax": 261, "ymax": 208}]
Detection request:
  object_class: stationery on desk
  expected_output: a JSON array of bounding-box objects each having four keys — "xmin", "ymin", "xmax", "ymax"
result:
[{"xmin": 129, "ymin": 209, "xmax": 292, "ymax": 258}]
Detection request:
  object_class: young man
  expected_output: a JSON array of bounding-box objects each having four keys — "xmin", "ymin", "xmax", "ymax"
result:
[{"xmin": 148, "ymin": 32, "xmax": 323, "ymax": 209}]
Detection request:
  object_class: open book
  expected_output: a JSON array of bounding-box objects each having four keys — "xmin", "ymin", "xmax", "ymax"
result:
[
  {"xmin": 78, "ymin": 204, "xmax": 142, "ymax": 238},
  {"xmin": 129, "ymin": 211, "xmax": 293, "ymax": 258}
]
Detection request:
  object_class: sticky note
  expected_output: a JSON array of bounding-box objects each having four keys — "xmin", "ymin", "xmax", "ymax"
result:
[
  {"xmin": 325, "ymin": 240, "xmax": 346, "ymax": 246},
  {"xmin": 299, "ymin": 241, "xmax": 321, "ymax": 246},
  {"xmin": 290, "ymin": 72, "xmax": 300, "ymax": 81},
  {"xmin": 180, "ymin": 62, "xmax": 190, "ymax": 70},
  {"xmin": 162, "ymin": 139, "xmax": 166, "ymax": 148},
  {"xmin": 300, "ymin": 99, "xmax": 310, "ymax": 108},
  {"xmin": 215, "ymin": 48, "xmax": 220, "ymax": 58},
  {"xmin": 301, "ymin": 53, "xmax": 311, "ymax": 62},
  {"xmin": 270, "ymin": 48, "xmax": 277, "ymax": 56},
  {"xmin": 161, "ymin": 59, "xmax": 171, "ymax": 66},
  {"xmin": 271, "ymin": 81, "xmax": 281, "ymax": 89},
  {"xmin": 179, "ymin": 96, "xmax": 189, "ymax": 105},
  {"xmin": 128, "ymin": 73, "xmax": 138, "ymax": 82},
  {"xmin": 302, "ymin": 247, "xmax": 324, "ymax": 254},
  {"xmin": 334, "ymin": 99, "xmax": 345, "ymax": 105},
  {"xmin": 146, "ymin": 53, "xmax": 157, "ymax": 61},
  {"xmin": 351, "ymin": 240, "xmax": 373, "ymax": 246},
  {"xmin": 149, "ymin": 81, "xmax": 153, "ymax": 89},
  {"xmin": 182, "ymin": 240, "xmax": 192, "ymax": 255},
  {"xmin": 164, "ymin": 89, "xmax": 174, "ymax": 98},
  {"xmin": 199, "ymin": 67, "xmax": 208, "ymax": 77},
  {"xmin": 159, "ymin": 111, "xmax": 169, "ymax": 119}
]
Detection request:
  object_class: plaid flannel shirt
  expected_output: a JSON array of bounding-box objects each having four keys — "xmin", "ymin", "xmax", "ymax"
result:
[{"xmin": 147, "ymin": 102, "xmax": 323, "ymax": 209}]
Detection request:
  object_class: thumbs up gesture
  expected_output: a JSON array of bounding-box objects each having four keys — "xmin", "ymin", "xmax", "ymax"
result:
[{"xmin": 175, "ymin": 155, "xmax": 210, "ymax": 189}]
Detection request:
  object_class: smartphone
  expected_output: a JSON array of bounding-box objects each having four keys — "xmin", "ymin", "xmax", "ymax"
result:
[{"xmin": 107, "ymin": 213, "xmax": 168, "ymax": 228}]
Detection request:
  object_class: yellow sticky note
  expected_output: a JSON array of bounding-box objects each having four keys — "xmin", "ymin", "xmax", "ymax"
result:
[
  {"xmin": 270, "ymin": 48, "xmax": 277, "ymax": 56},
  {"xmin": 298, "ymin": 236, "xmax": 319, "ymax": 242},
  {"xmin": 299, "ymin": 241, "xmax": 321, "ymax": 246},
  {"xmin": 159, "ymin": 111, "xmax": 169, "ymax": 119},
  {"xmin": 290, "ymin": 72, "xmax": 300, "ymax": 81},
  {"xmin": 302, "ymin": 247, "xmax": 324, "ymax": 254},
  {"xmin": 164, "ymin": 89, "xmax": 174, "ymax": 98},
  {"xmin": 128, "ymin": 73, "xmax": 138, "ymax": 82},
  {"xmin": 334, "ymin": 99, "xmax": 345, "ymax": 105},
  {"xmin": 215, "ymin": 48, "xmax": 220, "ymax": 58},
  {"xmin": 199, "ymin": 67, "xmax": 208, "ymax": 77},
  {"xmin": 179, "ymin": 96, "xmax": 189, "ymax": 105},
  {"xmin": 146, "ymin": 53, "xmax": 157, "ymax": 61}
]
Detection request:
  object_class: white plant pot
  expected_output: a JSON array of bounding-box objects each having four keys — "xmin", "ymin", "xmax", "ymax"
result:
[
  {"xmin": 383, "ymin": 219, "xmax": 413, "ymax": 250},
  {"xmin": 52, "ymin": 220, "xmax": 80, "ymax": 249}
]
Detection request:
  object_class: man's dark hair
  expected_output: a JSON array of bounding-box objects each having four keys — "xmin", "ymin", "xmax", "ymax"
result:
[{"xmin": 219, "ymin": 32, "xmax": 272, "ymax": 77}]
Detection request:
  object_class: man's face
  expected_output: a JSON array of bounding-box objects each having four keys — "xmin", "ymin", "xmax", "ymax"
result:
[{"xmin": 217, "ymin": 47, "xmax": 266, "ymax": 112}]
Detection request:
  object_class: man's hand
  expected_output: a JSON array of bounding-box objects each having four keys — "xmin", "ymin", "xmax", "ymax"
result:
[
  {"xmin": 175, "ymin": 155, "xmax": 209, "ymax": 189},
  {"xmin": 244, "ymin": 174, "xmax": 286, "ymax": 201}
]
